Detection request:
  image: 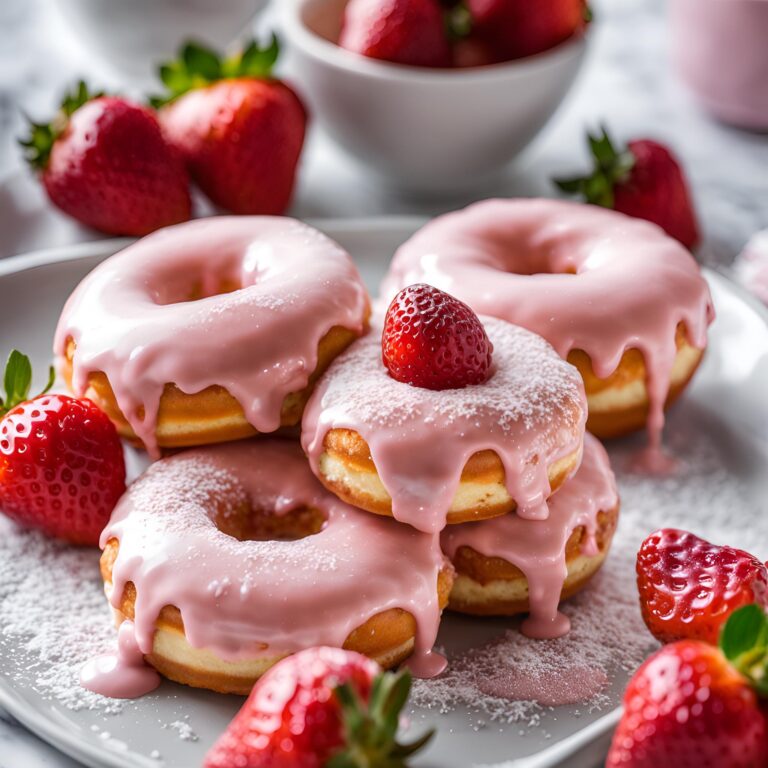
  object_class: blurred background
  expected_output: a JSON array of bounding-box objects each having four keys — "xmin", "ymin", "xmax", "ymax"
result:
[{"xmin": 0, "ymin": 0, "xmax": 766, "ymax": 265}]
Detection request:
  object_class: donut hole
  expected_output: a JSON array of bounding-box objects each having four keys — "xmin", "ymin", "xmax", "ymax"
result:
[
  {"xmin": 500, "ymin": 259, "xmax": 578, "ymax": 277},
  {"xmin": 151, "ymin": 275, "xmax": 243, "ymax": 306},
  {"xmin": 213, "ymin": 501, "xmax": 326, "ymax": 543}
]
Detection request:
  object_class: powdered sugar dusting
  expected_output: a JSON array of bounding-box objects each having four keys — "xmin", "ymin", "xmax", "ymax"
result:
[
  {"xmin": 411, "ymin": 418, "xmax": 768, "ymax": 726},
  {"xmin": 0, "ymin": 519, "xmax": 125, "ymax": 714},
  {"xmin": 0, "ymin": 403, "xmax": 765, "ymax": 754},
  {"xmin": 302, "ymin": 317, "xmax": 587, "ymax": 531},
  {"xmin": 164, "ymin": 718, "xmax": 198, "ymax": 742},
  {"xmin": 309, "ymin": 318, "xmax": 583, "ymax": 437},
  {"xmin": 105, "ymin": 439, "xmax": 446, "ymax": 670}
]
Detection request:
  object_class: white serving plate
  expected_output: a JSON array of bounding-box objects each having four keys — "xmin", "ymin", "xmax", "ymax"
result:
[{"xmin": 0, "ymin": 219, "xmax": 767, "ymax": 768}]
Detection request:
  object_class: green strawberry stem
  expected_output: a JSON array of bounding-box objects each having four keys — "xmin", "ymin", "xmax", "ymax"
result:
[
  {"xmin": 19, "ymin": 81, "xmax": 104, "ymax": 171},
  {"xmin": 445, "ymin": 2, "xmax": 473, "ymax": 41},
  {"xmin": 0, "ymin": 350, "xmax": 55, "ymax": 417},
  {"xmin": 720, "ymin": 604, "xmax": 768, "ymax": 697},
  {"xmin": 553, "ymin": 125, "xmax": 635, "ymax": 209},
  {"xmin": 150, "ymin": 35, "xmax": 281, "ymax": 108},
  {"xmin": 328, "ymin": 669, "xmax": 434, "ymax": 768}
]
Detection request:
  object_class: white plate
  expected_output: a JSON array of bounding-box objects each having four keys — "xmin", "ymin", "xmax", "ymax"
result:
[{"xmin": 0, "ymin": 219, "xmax": 767, "ymax": 768}]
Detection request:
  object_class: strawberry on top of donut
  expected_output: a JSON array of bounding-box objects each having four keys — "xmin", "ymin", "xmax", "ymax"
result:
[
  {"xmin": 554, "ymin": 126, "xmax": 700, "ymax": 250},
  {"xmin": 19, "ymin": 81, "xmax": 191, "ymax": 236},
  {"xmin": 0, "ymin": 350, "xmax": 126, "ymax": 546},
  {"xmin": 637, "ymin": 528, "xmax": 768, "ymax": 646},
  {"xmin": 204, "ymin": 646, "xmax": 432, "ymax": 768},
  {"xmin": 153, "ymin": 36, "xmax": 307, "ymax": 216},
  {"xmin": 340, "ymin": 0, "xmax": 453, "ymax": 68},
  {"xmin": 382, "ymin": 283, "xmax": 494, "ymax": 390},
  {"xmin": 607, "ymin": 609, "xmax": 768, "ymax": 768}
]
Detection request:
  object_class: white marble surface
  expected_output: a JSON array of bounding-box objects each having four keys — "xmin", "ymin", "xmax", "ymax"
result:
[{"xmin": 0, "ymin": 0, "xmax": 766, "ymax": 765}]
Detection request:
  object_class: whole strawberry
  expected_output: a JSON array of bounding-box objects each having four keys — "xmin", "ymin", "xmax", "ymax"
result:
[
  {"xmin": 607, "ymin": 606, "xmax": 768, "ymax": 767},
  {"xmin": 0, "ymin": 351, "xmax": 126, "ymax": 546},
  {"xmin": 382, "ymin": 283, "xmax": 494, "ymax": 390},
  {"xmin": 340, "ymin": 0, "xmax": 452, "ymax": 67},
  {"xmin": 20, "ymin": 81, "xmax": 191, "ymax": 236},
  {"xmin": 468, "ymin": 0, "xmax": 590, "ymax": 60},
  {"xmin": 155, "ymin": 36, "xmax": 307, "ymax": 215},
  {"xmin": 204, "ymin": 646, "xmax": 432, "ymax": 768},
  {"xmin": 637, "ymin": 528, "xmax": 768, "ymax": 645},
  {"xmin": 554, "ymin": 126, "xmax": 700, "ymax": 249}
]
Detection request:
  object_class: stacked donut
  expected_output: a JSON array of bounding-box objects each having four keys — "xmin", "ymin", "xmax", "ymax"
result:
[{"xmin": 55, "ymin": 199, "xmax": 714, "ymax": 697}]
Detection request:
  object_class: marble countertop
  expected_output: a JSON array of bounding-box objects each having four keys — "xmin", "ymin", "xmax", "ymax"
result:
[{"xmin": 0, "ymin": 0, "xmax": 766, "ymax": 765}]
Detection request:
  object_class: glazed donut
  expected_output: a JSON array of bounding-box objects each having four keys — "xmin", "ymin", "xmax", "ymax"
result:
[
  {"xmin": 382, "ymin": 199, "xmax": 714, "ymax": 446},
  {"xmin": 99, "ymin": 440, "xmax": 453, "ymax": 694},
  {"xmin": 441, "ymin": 433, "xmax": 619, "ymax": 638},
  {"xmin": 302, "ymin": 317, "xmax": 587, "ymax": 533},
  {"xmin": 55, "ymin": 217, "xmax": 370, "ymax": 458}
]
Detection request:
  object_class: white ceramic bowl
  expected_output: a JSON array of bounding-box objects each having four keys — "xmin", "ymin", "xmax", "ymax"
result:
[
  {"xmin": 280, "ymin": 0, "xmax": 589, "ymax": 193},
  {"xmin": 51, "ymin": 0, "xmax": 270, "ymax": 85}
]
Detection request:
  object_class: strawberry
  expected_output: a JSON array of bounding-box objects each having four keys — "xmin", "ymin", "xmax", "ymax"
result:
[
  {"xmin": 154, "ymin": 36, "xmax": 307, "ymax": 216},
  {"xmin": 554, "ymin": 126, "xmax": 700, "ymax": 249},
  {"xmin": 340, "ymin": 0, "xmax": 452, "ymax": 68},
  {"xmin": 20, "ymin": 81, "xmax": 191, "ymax": 236},
  {"xmin": 204, "ymin": 646, "xmax": 432, "ymax": 768},
  {"xmin": 637, "ymin": 528, "xmax": 768, "ymax": 646},
  {"xmin": 382, "ymin": 283, "xmax": 494, "ymax": 390},
  {"xmin": 0, "ymin": 350, "xmax": 126, "ymax": 546},
  {"xmin": 607, "ymin": 605, "xmax": 768, "ymax": 767},
  {"xmin": 468, "ymin": 0, "xmax": 590, "ymax": 60}
]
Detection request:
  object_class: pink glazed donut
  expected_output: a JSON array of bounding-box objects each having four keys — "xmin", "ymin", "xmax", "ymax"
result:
[
  {"xmin": 99, "ymin": 440, "xmax": 453, "ymax": 694},
  {"xmin": 442, "ymin": 433, "xmax": 619, "ymax": 640},
  {"xmin": 55, "ymin": 217, "xmax": 370, "ymax": 458},
  {"xmin": 382, "ymin": 199, "xmax": 714, "ymax": 450}
]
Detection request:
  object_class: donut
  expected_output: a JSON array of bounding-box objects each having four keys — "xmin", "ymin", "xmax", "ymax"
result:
[
  {"xmin": 441, "ymin": 433, "xmax": 619, "ymax": 638},
  {"xmin": 99, "ymin": 440, "xmax": 453, "ymax": 695},
  {"xmin": 302, "ymin": 316, "xmax": 587, "ymax": 533},
  {"xmin": 54, "ymin": 217, "xmax": 370, "ymax": 458},
  {"xmin": 382, "ymin": 199, "xmax": 714, "ymax": 447}
]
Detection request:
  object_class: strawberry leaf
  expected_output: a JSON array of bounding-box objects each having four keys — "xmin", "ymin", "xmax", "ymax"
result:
[
  {"xmin": 182, "ymin": 41, "xmax": 222, "ymax": 81},
  {"xmin": 721, "ymin": 604, "xmax": 768, "ymax": 661},
  {"xmin": 445, "ymin": 2, "xmax": 473, "ymax": 41},
  {"xmin": 0, "ymin": 350, "xmax": 54, "ymax": 416},
  {"xmin": 328, "ymin": 669, "xmax": 433, "ymax": 768},
  {"xmin": 19, "ymin": 80, "xmax": 103, "ymax": 171},
  {"xmin": 553, "ymin": 125, "xmax": 636, "ymax": 209},
  {"xmin": 720, "ymin": 605, "xmax": 768, "ymax": 698},
  {"xmin": 237, "ymin": 35, "xmax": 280, "ymax": 78},
  {"xmin": 152, "ymin": 35, "xmax": 281, "ymax": 107}
]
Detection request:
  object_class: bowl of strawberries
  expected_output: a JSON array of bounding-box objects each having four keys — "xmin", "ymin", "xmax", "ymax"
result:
[{"xmin": 280, "ymin": 0, "xmax": 591, "ymax": 193}]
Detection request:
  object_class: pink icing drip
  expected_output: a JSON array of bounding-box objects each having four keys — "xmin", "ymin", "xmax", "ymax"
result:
[
  {"xmin": 626, "ymin": 444, "xmax": 682, "ymax": 476},
  {"xmin": 53, "ymin": 217, "xmax": 369, "ymax": 458},
  {"xmin": 100, "ymin": 440, "xmax": 446, "ymax": 680},
  {"xmin": 301, "ymin": 318, "xmax": 587, "ymax": 533},
  {"xmin": 381, "ymin": 199, "xmax": 714, "ymax": 453},
  {"xmin": 80, "ymin": 620, "xmax": 160, "ymax": 699},
  {"xmin": 441, "ymin": 434, "xmax": 618, "ymax": 639}
]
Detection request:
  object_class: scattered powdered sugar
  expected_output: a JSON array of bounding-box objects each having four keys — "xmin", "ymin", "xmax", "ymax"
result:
[
  {"xmin": 0, "ymin": 518, "xmax": 126, "ymax": 714},
  {"xmin": 164, "ymin": 718, "xmax": 199, "ymax": 742},
  {"xmin": 0, "ymin": 394, "xmax": 765, "ymax": 748},
  {"xmin": 411, "ymin": 417, "xmax": 768, "ymax": 724}
]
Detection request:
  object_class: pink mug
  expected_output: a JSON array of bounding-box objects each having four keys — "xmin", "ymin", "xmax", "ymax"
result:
[{"xmin": 670, "ymin": 0, "xmax": 768, "ymax": 130}]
